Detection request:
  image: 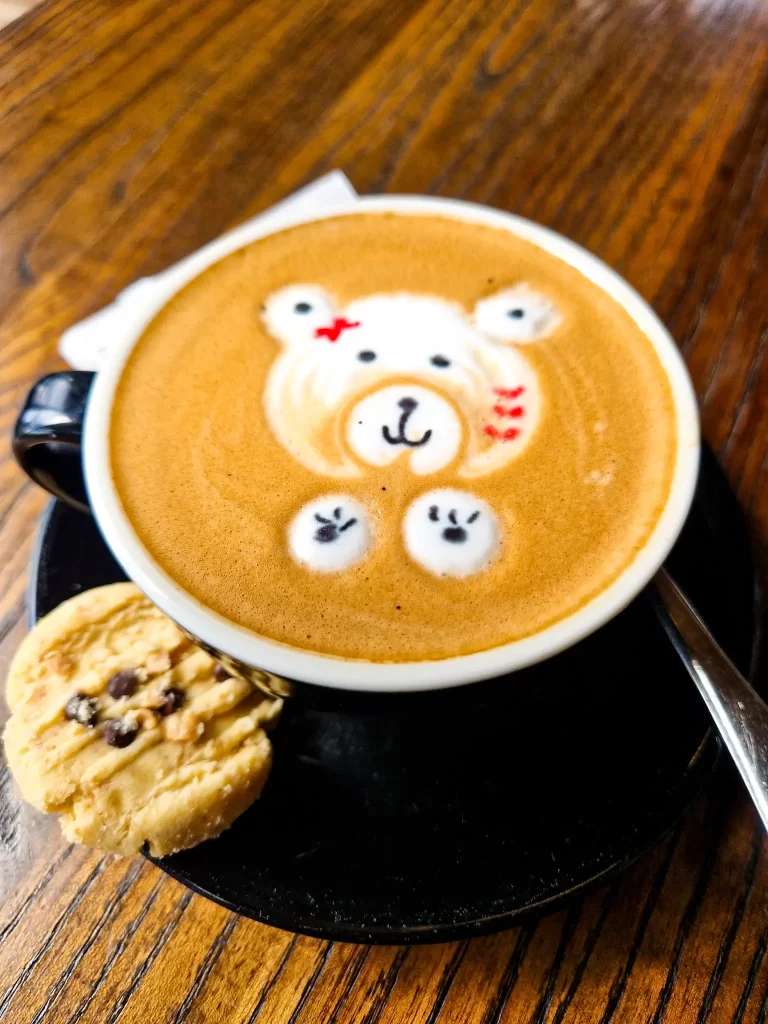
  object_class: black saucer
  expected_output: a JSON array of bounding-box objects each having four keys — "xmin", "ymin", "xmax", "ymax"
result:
[{"xmin": 28, "ymin": 447, "xmax": 758, "ymax": 944}]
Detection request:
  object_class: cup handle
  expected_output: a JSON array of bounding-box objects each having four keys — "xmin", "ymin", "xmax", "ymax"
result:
[{"xmin": 13, "ymin": 371, "xmax": 96, "ymax": 513}]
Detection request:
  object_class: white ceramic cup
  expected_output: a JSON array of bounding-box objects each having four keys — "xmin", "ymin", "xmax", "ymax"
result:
[{"xmin": 15, "ymin": 196, "xmax": 700, "ymax": 694}]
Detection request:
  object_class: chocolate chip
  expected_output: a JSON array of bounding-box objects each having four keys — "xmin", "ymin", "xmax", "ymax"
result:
[
  {"xmin": 107, "ymin": 668, "xmax": 140, "ymax": 699},
  {"xmin": 157, "ymin": 686, "xmax": 186, "ymax": 717},
  {"xmin": 64, "ymin": 693, "xmax": 99, "ymax": 728},
  {"xmin": 213, "ymin": 664, "xmax": 232, "ymax": 682},
  {"xmin": 102, "ymin": 717, "xmax": 139, "ymax": 748}
]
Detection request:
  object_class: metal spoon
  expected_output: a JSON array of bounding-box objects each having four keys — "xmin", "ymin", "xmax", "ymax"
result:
[{"xmin": 653, "ymin": 567, "xmax": 768, "ymax": 831}]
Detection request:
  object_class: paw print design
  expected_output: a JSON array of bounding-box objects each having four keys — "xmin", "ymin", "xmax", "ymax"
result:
[
  {"xmin": 288, "ymin": 495, "xmax": 372, "ymax": 572},
  {"xmin": 313, "ymin": 506, "xmax": 359, "ymax": 543},
  {"xmin": 432, "ymin": 505, "xmax": 481, "ymax": 543},
  {"xmin": 403, "ymin": 489, "xmax": 501, "ymax": 578}
]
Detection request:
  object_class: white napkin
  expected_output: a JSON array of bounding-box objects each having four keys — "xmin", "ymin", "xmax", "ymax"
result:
[{"xmin": 59, "ymin": 171, "xmax": 359, "ymax": 370}]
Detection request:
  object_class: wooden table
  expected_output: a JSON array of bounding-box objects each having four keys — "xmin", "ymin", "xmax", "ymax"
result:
[{"xmin": 1, "ymin": 1, "xmax": 767, "ymax": 1020}]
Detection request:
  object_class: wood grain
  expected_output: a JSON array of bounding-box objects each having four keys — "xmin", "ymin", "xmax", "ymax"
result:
[{"xmin": 1, "ymin": 0, "xmax": 767, "ymax": 1020}]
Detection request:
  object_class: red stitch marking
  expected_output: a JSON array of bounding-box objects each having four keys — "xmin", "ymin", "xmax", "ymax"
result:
[
  {"xmin": 483, "ymin": 424, "xmax": 521, "ymax": 442},
  {"xmin": 493, "ymin": 404, "xmax": 524, "ymax": 418},
  {"xmin": 314, "ymin": 318, "xmax": 361, "ymax": 342},
  {"xmin": 493, "ymin": 386, "xmax": 525, "ymax": 399}
]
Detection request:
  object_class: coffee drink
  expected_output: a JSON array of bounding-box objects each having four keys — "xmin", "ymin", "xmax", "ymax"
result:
[{"xmin": 111, "ymin": 213, "xmax": 677, "ymax": 661}]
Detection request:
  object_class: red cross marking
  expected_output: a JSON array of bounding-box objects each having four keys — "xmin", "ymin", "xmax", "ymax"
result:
[{"xmin": 314, "ymin": 318, "xmax": 361, "ymax": 342}]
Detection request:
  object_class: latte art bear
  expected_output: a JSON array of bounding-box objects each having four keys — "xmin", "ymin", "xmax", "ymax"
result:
[
  {"xmin": 261, "ymin": 285, "xmax": 558, "ymax": 480},
  {"xmin": 111, "ymin": 212, "xmax": 677, "ymax": 662},
  {"xmin": 262, "ymin": 285, "xmax": 560, "ymax": 577}
]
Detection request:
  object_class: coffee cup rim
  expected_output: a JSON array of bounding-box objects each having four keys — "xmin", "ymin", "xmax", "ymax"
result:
[{"xmin": 84, "ymin": 195, "xmax": 700, "ymax": 692}]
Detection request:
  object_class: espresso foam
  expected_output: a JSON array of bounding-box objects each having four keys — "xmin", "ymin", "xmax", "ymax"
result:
[{"xmin": 110, "ymin": 213, "xmax": 677, "ymax": 662}]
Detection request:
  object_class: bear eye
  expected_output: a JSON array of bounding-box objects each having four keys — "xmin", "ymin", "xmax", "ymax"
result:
[
  {"xmin": 431, "ymin": 355, "xmax": 451, "ymax": 368},
  {"xmin": 507, "ymin": 308, "xmax": 525, "ymax": 319},
  {"xmin": 358, "ymin": 350, "xmax": 376, "ymax": 363},
  {"xmin": 294, "ymin": 302, "xmax": 313, "ymax": 314}
]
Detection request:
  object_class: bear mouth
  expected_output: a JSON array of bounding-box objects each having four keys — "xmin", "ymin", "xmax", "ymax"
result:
[
  {"xmin": 381, "ymin": 396, "xmax": 433, "ymax": 448},
  {"xmin": 346, "ymin": 383, "xmax": 463, "ymax": 475}
]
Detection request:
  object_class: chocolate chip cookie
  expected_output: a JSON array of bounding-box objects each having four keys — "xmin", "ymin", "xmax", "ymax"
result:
[{"xmin": 3, "ymin": 583, "xmax": 280, "ymax": 856}]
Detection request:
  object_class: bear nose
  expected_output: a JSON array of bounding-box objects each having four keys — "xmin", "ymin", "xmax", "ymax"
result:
[{"xmin": 398, "ymin": 397, "xmax": 418, "ymax": 414}]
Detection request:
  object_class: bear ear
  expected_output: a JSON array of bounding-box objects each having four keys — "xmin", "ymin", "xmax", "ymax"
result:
[
  {"xmin": 473, "ymin": 285, "xmax": 561, "ymax": 344},
  {"xmin": 261, "ymin": 285, "xmax": 339, "ymax": 346}
]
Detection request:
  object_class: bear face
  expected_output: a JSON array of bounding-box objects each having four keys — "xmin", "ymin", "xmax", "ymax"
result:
[{"xmin": 261, "ymin": 285, "xmax": 560, "ymax": 480}]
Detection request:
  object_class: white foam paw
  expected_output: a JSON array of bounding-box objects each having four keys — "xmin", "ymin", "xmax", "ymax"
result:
[
  {"xmin": 403, "ymin": 489, "xmax": 501, "ymax": 578},
  {"xmin": 288, "ymin": 495, "xmax": 372, "ymax": 572}
]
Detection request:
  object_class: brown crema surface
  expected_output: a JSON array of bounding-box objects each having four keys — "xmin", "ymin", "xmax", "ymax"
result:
[{"xmin": 111, "ymin": 214, "xmax": 676, "ymax": 662}]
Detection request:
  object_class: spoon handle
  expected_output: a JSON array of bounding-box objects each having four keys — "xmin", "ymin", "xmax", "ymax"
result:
[{"xmin": 653, "ymin": 568, "xmax": 768, "ymax": 831}]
